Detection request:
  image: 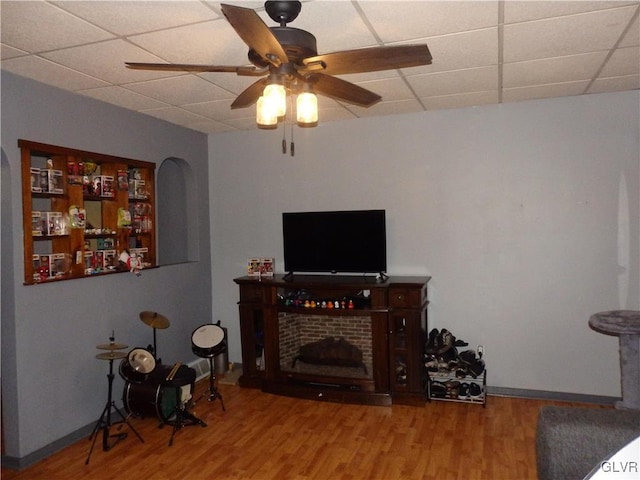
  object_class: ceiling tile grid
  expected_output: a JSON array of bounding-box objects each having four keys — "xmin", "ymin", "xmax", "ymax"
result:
[{"xmin": 1, "ymin": 0, "xmax": 638, "ymax": 134}]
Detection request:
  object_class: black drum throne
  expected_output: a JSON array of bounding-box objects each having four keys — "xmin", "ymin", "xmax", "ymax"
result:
[{"xmin": 192, "ymin": 322, "xmax": 226, "ymax": 410}]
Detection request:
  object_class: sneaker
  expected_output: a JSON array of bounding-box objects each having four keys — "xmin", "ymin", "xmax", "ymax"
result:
[
  {"xmin": 459, "ymin": 382, "xmax": 470, "ymax": 397},
  {"xmin": 469, "ymin": 382, "xmax": 482, "ymax": 397}
]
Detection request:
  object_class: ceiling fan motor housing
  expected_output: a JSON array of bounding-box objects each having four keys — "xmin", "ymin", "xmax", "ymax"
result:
[{"xmin": 248, "ymin": 26, "xmax": 318, "ymax": 67}]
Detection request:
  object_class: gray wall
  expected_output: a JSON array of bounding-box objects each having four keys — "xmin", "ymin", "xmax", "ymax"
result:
[
  {"xmin": 209, "ymin": 91, "xmax": 639, "ymax": 398},
  {"xmin": 1, "ymin": 71, "xmax": 212, "ymax": 460}
]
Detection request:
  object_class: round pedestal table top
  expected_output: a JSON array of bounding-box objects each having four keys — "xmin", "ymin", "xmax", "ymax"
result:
[{"xmin": 589, "ymin": 310, "xmax": 640, "ymax": 336}]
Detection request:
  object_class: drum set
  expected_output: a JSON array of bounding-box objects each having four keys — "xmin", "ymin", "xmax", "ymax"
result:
[{"xmin": 87, "ymin": 312, "xmax": 228, "ymax": 460}]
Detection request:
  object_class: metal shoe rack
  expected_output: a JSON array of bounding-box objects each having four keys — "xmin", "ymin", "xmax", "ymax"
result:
[{"xmin": 427, "ymin": 369, "xmax": 487, "ymax": 406}]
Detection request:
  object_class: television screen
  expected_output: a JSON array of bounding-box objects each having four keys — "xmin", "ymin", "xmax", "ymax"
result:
[{"xmin": 282, "ymin": 209, "xmax": 387, "ymax": 274}]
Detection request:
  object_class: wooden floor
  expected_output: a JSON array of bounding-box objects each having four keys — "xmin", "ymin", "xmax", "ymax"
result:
[{"xmin": 2, "ymin": 380, "xmax": 605, "ymax": 480}]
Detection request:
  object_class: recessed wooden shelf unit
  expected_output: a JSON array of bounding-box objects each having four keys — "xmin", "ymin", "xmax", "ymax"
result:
[{"xmin": 20, "ymin": 139, "xmax": 156, "ymax": 285}]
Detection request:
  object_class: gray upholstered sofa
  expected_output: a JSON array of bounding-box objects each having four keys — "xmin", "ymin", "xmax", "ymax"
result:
[{"xmin": 536, "ymin": 406, "xmax": 640, "ymax": 480}]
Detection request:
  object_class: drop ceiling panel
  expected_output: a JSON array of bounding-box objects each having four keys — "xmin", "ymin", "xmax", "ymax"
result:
[
  {"xmin": 0, "ymin": 1, "xmax": 115, "ymax": 52},
  {"xmin": 79, "ymin": 85, "xmax": 171, "ymax": 111},
  {"xmin": 601, "ymin": 46, "xmax": 640, "ymax": 77},
  {"xmin": 1, "ymin": 55, "xmax": 110, "ymax": 90},
  {"xmin": 127, "ymin": 20, "xmax": 245, "ymax": 66},
  {"xmin": 360, "ymin": 1, "xmax": 499, "ymax": 41},
  {"xmin": 503, "ymin": 6, "xmax": 638, "ymax": 63},
  {"xmin": 346, "ymin": 99, "xmax": 425, "ymax": 118},
  {"xmin": 400, "ymin": 28, "xmax": 498, "ymax": 75},
  {"xmin": 42, "ymin": 39, "xmax": 180, "ymax": 84},
  {"xmin": 503, "ymin": 51, "xmax": 609, "ymax": 88},
  {"xmin": 503, "ymin": 1, "xmax": 637, "ymax": 23},
  {"xmin": 421, "ymin": 91, "xmax": 500, "ymax": 110},
  {"xmin": 407, "ymin": 66, "xmax": 499, "ymax": 98},
  {"xmin": 52, "ymin": 1, "xmax": 220, "ymax": 36},
  {"xmin": 125, "ymin": 75, "xmax": 234, "ymax": 105},
  {"xmin": 503, "ymin": 81, "xmax": 591, "ymax": 103}
]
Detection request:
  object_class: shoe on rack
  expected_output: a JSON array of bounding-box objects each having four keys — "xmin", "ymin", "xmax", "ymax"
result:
[
  {"xmin": 467, "ymin": 358, "xmax": 485, "ymax": 378},
  {"xmin": 458, "ymin": 349, "xmax": 477, "ymax": 366},
  {"xmin": 445, "ymin": 380, "xmax": 460, "ymax": 399},
  {"xmin": 430, "ymin": 381, "xmax": 447, "ymax": 398},
  {"xmin": 469, "ymin": 382, "xmax": 482, "ymax": 397},
  {"xmin": 425, "ymin": 329, "xmax": 439, "ymax": 355},
  {"xmin": 459, "ymin": 382, "xmax": 470, "ymax": 397},
  {"xmin": 437, "ymin": 329, "xmax": 454, "ymax": 355},
  {"xmin": 438, "ymin": 346, "xmax": 458, "ymax": 364},
  {"xmin": 425, "ymin": 357, "xmax": 438, "ymax": 373}
]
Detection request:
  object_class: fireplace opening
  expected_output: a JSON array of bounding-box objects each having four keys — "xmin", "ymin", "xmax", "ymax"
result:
[
  {"xmin": 279, "ymin": 313, "xmax": 373, "ymax": 382},
  {"xmin": 293, "ymin": 336, "xmax": 368, "ymax": 375}
]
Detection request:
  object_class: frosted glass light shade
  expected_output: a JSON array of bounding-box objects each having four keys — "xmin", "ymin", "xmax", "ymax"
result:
[
  {"xmin": 296, "ymin": 91, "xmax": 318, "ymax": 127},
  {"xmin": 263, "ymin": 83, "xmax": 286, "ymax": 118},
  {"xmin": 256, "ymin": 96, "xmax": 278, "ymax": 129}
]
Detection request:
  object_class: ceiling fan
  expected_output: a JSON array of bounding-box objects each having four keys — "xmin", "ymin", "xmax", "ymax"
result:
[{"xmin": 126, "ymin": 1, "xmax": 432, "ymax": 127}]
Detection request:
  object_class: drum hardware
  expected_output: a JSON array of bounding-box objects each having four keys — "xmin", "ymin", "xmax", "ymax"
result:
[
  {"xmin": 96, "ymin": 330, "xmax": 128, "ymax": 351},
  {"xmin": 86, "ymin": 338, "xmax": 144, "ymax": 465},
  {"xmin": 139, "ymin": 311, "xmax": 170, "ymax": 362},
  {"xmin": 160, "ymin": 362, "xmax": 207, "ymax": 447},
  {"xmin": 191, "ymin": 322, "xmax": 226, "ymax": 410},
  {"xmin": 122, "ymin": 361, "xmax": 206, "ymax": 447}
]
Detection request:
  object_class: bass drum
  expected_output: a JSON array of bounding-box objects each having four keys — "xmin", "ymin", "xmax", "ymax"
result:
[
  {"xmin": 191, "ymin": 324, "xmax": 226, "ymax": 358},
  {"xmin": 123, "ymin": 365, "xmax": 193, "ymax": 422}
]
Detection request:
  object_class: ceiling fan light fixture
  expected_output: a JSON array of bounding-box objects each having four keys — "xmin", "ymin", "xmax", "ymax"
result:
[
  {"xmin": 296, "ymin": 88, "xmax": 318, "ymax": 127},
  {"xmin": 256, "ymin": 96, "xmax": 278, "ymax": 129}
]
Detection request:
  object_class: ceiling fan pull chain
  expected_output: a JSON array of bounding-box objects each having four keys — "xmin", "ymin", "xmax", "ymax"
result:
[
  {"xmin": 282, "ymin": 122, "xmax": 287, "ymax": 154},
  {"xmin": 290, "ymin": 113, "xmax": 295, "ymax": 157}
]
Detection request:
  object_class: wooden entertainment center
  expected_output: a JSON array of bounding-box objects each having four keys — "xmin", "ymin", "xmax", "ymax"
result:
[{"xmin": 234, "ymin": 274, "xmax": 430, "ymax": 406}]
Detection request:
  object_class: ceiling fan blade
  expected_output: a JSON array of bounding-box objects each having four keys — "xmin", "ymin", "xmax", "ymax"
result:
[
  {"xmin": 309, "ymin": 74, "xmax": 381, "ymax": 107},
  {"xmin": 220, "ymin": 3, "xmax": 288, "ymax": 67},
  {"xmin": 125, "ymin": 62, "xmax": 267, "ymax": 76},
  {"xmin": 231, "ymin": 77, "xmax": 269, "ymax": 109},
  {"xmin": 303, "ymin": 45, "xmax": 432, "ymax": 76}
]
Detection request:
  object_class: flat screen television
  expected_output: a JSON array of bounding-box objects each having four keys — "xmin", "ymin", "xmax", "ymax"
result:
[{"xmin": 282, "ymin": 209, "xmax": 387, "ymax": 275}]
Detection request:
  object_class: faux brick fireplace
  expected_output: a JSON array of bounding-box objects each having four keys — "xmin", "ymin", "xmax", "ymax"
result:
[{"xmin": 278, "ymin": 312, "xmax": 373, "ymax": 379}]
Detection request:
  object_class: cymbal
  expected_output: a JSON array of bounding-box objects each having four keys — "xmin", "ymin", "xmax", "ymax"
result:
[
  {"xmin": 140, "ymin": 311, "xmax": 170, "ymax": 329},
  {"xmin": 96, "ymin": 342, "xmax": 128, "ymax": 350},
  {"xmin": 96, "ymin": 351, "xmax": 127, "ymax": 360}
]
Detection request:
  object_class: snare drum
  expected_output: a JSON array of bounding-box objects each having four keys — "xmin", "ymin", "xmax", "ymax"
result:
[
  {"xmin": 191, "ymin": 324, "xmax": 226, "ymax": 358},
  {"xmin": 123, "ymin": 365, "xmax": 194, "ymax": 422},
  {"xmin": 119, "ymin": 348, "xmax": 156, "ymax": 383}
]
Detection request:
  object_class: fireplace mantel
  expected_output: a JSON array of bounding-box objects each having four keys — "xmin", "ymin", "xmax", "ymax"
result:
[{"xmin": 234, "ymin": 274, "xmax": 430, "ymax": 406}]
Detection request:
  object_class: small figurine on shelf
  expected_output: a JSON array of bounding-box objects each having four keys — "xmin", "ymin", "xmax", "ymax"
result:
[{"xmin": 117, "ymin": 250, "xmax": 142, "ymax": 276}]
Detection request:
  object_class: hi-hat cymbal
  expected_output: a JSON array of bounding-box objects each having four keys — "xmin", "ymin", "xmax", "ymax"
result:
[
  {"xmin": 140, "ymin": 311, "xmax": 170, "ymax": 329},
  {"xmin": 96, "ymin": 342, "xmax": 128, "ymax": 350},
  {"xmin": 96, "ymin": 351, "xmax": 127, "ymax": 360}
]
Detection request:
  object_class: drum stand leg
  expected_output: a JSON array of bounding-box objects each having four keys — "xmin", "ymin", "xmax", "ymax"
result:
[
  {"xmin": 195, "ymin": 356, "xmax": 225, "ymax": 411},
  {"xmin": 167, "ymin": 386, "xmax": 207, "ymax": 446},
  {"xmin": 85, "ymin": 359, "xmax": 144, "ymax": 465}
]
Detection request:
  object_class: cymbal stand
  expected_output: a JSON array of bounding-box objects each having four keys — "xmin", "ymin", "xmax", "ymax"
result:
[
  {"xmin": 147, "ymin": 327, "xmax": 161, "ymax": 364},
  {"xmin": 195, "ymin": 356, "xmax": 225, "ymax": 411},
  {"xmin": 85, "ymin": 357, "xmax": 144, "ymax": 465}
]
